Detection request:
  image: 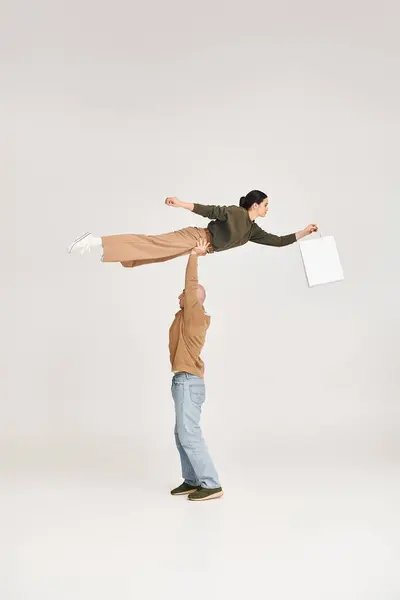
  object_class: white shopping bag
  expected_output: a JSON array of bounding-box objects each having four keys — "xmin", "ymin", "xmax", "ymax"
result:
[{"xmin": 299, "ymin": 235, "xmax": 344, "ymax": 287}]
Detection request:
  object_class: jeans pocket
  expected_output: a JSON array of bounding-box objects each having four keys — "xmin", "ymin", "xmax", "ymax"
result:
[
  {"xmin": 171, "ymin": 381, "xmax": 184, "ymax": 400},
  {"xmin": 189, "ymin": 384, "xmax": 205, "ymax": 406}
]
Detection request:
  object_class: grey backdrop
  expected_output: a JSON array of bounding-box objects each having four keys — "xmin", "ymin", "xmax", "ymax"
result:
[{"xmin": 1, "ymin": 0, "xmax": 399, "ymax": 597}]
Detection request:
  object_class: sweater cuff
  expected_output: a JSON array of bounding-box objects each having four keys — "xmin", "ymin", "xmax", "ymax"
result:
[
  {"xmin": 280, "ymin": 233, "xmax": 297, "ymax": 246},
  {"xmin": 192, "ymin": 203, "xmax": 208, "ymax": 217}
]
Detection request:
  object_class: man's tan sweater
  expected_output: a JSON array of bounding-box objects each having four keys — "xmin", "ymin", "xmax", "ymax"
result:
[{"xmin": 169, "ymin": 254, "xmax": 210, "ymax": 379}]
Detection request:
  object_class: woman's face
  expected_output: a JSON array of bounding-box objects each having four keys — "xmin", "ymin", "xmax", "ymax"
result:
[{"xmin": 257, "ymin": 198, "xmax": 269, "ymax": 218}]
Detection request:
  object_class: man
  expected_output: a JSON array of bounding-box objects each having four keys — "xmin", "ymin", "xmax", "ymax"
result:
[{"xmin": 169, "ymin": 239, "xmax": 223, "ymax": 501}]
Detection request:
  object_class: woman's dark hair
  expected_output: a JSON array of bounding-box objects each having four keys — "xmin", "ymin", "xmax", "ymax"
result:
[{"xmin": 239, "ymin": 190, "xmax": 268, "ymax": 210}]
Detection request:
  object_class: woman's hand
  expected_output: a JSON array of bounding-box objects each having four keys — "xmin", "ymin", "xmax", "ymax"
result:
[
  {"xmin": 296, "ymin": 224, "xmax": 318, "ymax": 240},
  {"xmin": 165, "ymin": 197, "xmax": 181, "ymax": 208},
  {"xmin": 304, "ymin": 224, "xmax": 318, "ymax": 236},
  {"xmin": 191, "ymin": 240, "xmax": 210, "ymax": 256},
  {"xmin": 165, "ymin": 197, "xmax": 194, "ymax": 211}
]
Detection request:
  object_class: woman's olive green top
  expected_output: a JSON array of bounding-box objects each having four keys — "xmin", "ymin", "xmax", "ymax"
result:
[{"xmin": 192, "ymin": 204, "xmax": 297, "ymax": 252}]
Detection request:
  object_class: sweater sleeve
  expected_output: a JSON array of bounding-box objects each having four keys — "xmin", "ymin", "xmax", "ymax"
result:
[
  {"xmin": 250, "ymin": 223, "xmax": 297, "ymax": 247},
  {"xmin": 192, "ymin": 203, "xmax": 228, "ymax": 221},
  {"xmin": 183, "ymin": 254, "xmax": 204, "ymax": 326}
]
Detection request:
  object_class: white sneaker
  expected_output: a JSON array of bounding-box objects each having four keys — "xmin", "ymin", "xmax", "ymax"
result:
[{"xmin": 68, "ymin": 232, "xmax": 97, "ymax": 255}]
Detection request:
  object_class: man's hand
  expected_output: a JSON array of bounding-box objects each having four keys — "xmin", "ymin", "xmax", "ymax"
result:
[
  {"xmin": 165, "ymin": 197, "xmax": 181, "ymax": 208},
  {"xmin": 296, "ymin": 223, "xmax": 318, "ymax": 241},
  {"xmin": 191, "ymin": 240, "xmax": 210, "ymax": 256}
]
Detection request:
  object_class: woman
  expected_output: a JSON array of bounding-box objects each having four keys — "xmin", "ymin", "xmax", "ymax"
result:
[{"xmin": 68, "ymin": 190, "xmax": 318, "ymax": 267}]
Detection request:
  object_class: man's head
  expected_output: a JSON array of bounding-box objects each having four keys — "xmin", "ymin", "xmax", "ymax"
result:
[{"xmin": 179, "ymin": 284, "xmax": 206, "ymax": 309}]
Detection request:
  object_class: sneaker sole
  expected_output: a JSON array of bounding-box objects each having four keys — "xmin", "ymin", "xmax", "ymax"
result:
[
  {"xmin": 67, "ymin": 232, "xmax": 91, "ymax": 253},
  {"xmin": 188, "ymin": 490, "xmax": 224, "ymax": 501}
]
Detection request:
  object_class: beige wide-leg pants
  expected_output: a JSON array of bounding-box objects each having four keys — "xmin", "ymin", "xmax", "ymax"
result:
[{"xmin": 102, "ymin": 227, "xmax": 213, "ymax": 268}]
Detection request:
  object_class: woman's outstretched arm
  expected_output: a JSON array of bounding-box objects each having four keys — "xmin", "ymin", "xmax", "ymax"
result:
[
  {"xmin": 165, "ymin": 197, "xmax": 228, "ymax": 221},
  {"xmin": 250, "ymin": 223, "xmax": 318, "ymax": 247},
  {"xmin": 165, "ymin": 197, "xmax": 195, "ymax": 211}
]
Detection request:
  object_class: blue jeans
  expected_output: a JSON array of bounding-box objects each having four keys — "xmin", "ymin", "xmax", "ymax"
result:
[{"xmin": 171, "ymin": 373, "xmax": 220, "ymax": 489}]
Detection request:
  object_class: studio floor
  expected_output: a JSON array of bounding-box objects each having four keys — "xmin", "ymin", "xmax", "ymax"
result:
[{"xmin": 1, "ymin": 448, "xmax": 398, "ymax": 600}]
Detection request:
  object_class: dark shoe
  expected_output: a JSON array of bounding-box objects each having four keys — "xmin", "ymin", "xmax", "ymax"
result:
[
  {"xmin": 170, "ymin": 482, "xmax": 200, "ymax": 496},
  {"xmin": 188, "ymin": 487, "xmax": 224, "ymax": 501}
]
